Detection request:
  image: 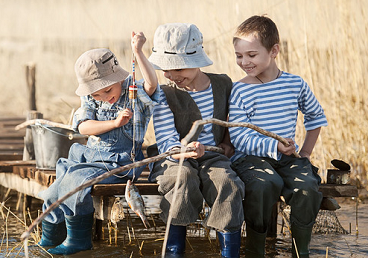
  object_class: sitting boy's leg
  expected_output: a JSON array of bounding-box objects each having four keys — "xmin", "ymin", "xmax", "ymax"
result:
[
  {"xmin": 150, "ymin": 159, "xmax": 203, "ymax": 255},
  {"xmin": 232, "ymin": 155, "xmax": 283, "ymax": 233},
  {"xmin": 199, "ymin": 153, "xmax": 244, "ymax": 232},
  {"xmin": 196, "ymin": 152, "xmax": 244, "ymax": 258},
  {"xmin": 150, "ymin": 159, "xmax": 203, "ymax": 225},
  {"xmin": 276, "ymin": 155, "xmax": 322, "ymax": 257},
  {"xmin": 232, "ymin": 155, "xmax": 283, "ymax": 256},
  {"xmin": 276, "ymin": 155, "xmax": 322, "ymax": 227}
]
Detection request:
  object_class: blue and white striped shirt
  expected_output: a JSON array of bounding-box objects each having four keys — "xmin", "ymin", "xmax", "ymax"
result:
[
  {"xmin": 153, "ymin": 85, "xmax": 216, "ymax": 154},
  {"xmin": 229, "ymin": 72, "xmax": 328, "ymax": 161}
]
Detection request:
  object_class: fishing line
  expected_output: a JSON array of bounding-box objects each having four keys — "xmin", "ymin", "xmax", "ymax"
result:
[{"xmin": 129, "ymin": 53, "xmax": 138, "ymax": 182}]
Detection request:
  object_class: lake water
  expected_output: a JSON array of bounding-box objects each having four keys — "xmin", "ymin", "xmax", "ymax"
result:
[{"xmin": 1, "ymin": 186, "xmax": 368, "ymax": 258}]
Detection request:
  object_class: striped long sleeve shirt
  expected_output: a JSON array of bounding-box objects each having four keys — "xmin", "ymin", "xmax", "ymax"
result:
[
  {"xmin": 153, "ymin": 85, "xmax": 216, "ymax": 155},
  {"xmin": 229, "ymin": 72, "xmax": 328, "ymax": 161}
]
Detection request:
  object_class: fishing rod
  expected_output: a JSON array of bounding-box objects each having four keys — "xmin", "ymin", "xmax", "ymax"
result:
[{"xmin": 129, "ymin": 53, "xmax": 138, "ymax": 181}]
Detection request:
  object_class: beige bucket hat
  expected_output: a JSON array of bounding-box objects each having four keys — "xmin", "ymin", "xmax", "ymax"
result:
[
  {"xmin": 74, "ymin": 48, "xmax": 129, "ymax": 96},
  {"xmin": 148, "ymin": 23, "xmax": 213, "ymax": 70}
]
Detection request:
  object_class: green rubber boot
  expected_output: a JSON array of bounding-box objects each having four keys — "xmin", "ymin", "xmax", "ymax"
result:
[
  {"xmin": 47, "ymin": 212, "xmax": 94, "ymax": 255},
  {"xmin": 244, "ymin": 226, "xmax": 266, "ymax": 257},
  {"xmin": 291, "ymin": 225, "xmax": 312, "ymax": 258},
  {"xmin": 38, "ymin": 220, "xmax": 66, "ymax": 247}
]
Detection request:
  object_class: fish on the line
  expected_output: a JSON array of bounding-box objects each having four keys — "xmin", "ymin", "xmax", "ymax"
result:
[{"xmin": 125, "ymin": 179, "xmax": 151, "ymax": 228}]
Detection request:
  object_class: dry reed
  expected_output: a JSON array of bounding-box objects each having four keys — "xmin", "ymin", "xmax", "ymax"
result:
[
  {"xmin": 0, "ymin": 1, "xmax": 367, "ymax": 186},
  {"xmin": 1, "ymin": 2, "xmax": 367, "ymax": 256}
]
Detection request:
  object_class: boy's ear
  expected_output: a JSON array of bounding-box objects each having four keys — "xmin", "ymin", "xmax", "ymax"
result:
[{"xmin": 271, "ymin": 44, "xmax": 280, "ymax": 58}]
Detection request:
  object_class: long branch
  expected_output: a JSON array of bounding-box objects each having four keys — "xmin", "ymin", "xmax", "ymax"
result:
[
  {"xmin": 15, "ymin": 119, "xmax": 72, "ymax": 131},
  {"xmin": 20, "ymin": 145, "xmax": 222, "ymax": 240},
  {"xmin": 21, "ymin": 118, "xmax": 298, "ymax": 240},
  {"xmin": 182, "ymin": 118, "xmax": 300, "ymax": 158}
]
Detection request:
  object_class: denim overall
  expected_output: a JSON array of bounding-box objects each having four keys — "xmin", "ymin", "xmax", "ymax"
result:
[{"xmin": 38, "ymin": 77, "xmax": 158, "ymax": 224}]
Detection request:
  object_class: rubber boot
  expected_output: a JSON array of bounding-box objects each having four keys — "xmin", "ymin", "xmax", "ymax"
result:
[
  {"xmin": 38, "ymin": 220, "xmax": 66, "ymax": 247},
  {"xmin": 166, "ymin": 225, "xmax": 186, "ymax": 255},
  {"xmin": 47, "ymin": 212, "xmax": 94, "ymax": 255},
  {"xmin": 291, "ymin": 225, "xmax": 312, "ymax": 258},
  {"xmin": 244, "ymin": 227, "xmax": 266, "ymax": 257},
  {"xmin": 217, "ymin": 230, "xmax": 241, "ymax": 258}
]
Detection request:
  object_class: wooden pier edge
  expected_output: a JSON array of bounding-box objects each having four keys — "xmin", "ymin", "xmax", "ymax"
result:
[{"xmin": 0, "ymin": 116, "xmax": 361, "ymax": 240}]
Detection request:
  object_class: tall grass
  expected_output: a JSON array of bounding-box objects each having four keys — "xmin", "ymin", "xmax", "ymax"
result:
[{"xmin": 0, "ymin": 0, "xmax": 367, "ymax": 187}]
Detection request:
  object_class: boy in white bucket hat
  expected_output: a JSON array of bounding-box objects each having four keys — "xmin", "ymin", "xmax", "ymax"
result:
[
  {"xmin": 37, "ymin": 32, "xmax": 159, "ymax": 255},
  {"xmin": 148, "ymin": 23, "xmax": 245, "ymax": 258}
]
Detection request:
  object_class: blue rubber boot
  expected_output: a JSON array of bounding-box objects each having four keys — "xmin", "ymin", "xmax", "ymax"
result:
[
  {"xmin": 47, "ymin": 212, "xmax": 93, "ymax": 255},
  {"xmin": 166, "ymin": 225, "xmax": 186, "ymax": 255},
  {"xmin": 38, "ymin": 220, "xmax": 66, "ymax": 247},
  {"xmin": 217, "ymin": 230, "xmax": 241, "ymax": 258}
]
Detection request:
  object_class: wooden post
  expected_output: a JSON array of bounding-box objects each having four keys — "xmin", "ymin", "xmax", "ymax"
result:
[
  {"xmin": 23, "ymin": 63, "xmax": 43, "ymax": 161},
  {"xmin": 26, "ymin": 63, "xmax": 37, "ymax": 111},
  {"xmin": 22, "ymin": 64, "xmax": 42, "ymax": 211}
]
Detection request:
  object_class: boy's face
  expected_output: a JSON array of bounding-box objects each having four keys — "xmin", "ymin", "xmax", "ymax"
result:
[
  {"xmin": 234, "ymin": 34, "xmax": 276, "ymax": 77},
  {"xmin": 90, "ymin": 82, "xmax": 122, "ymax": 104},
  {"xmin": 162, "ymin": 68, "xmax": 199, "ymax": 88}
]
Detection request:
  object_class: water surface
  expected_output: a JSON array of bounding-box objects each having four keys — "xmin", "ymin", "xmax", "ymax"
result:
[{"xmin": 1, "ymin": 187, "xmax": 367, "ymax": 257}]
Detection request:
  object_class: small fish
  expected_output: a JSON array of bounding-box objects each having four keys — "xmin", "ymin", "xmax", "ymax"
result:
[
  {"xmin": 110, "ymin": 197, "xmax": 125, "ymax": 225},
  {"xmin": 125, "ymin": 179, "xmax": 151, "ymax": 228}
]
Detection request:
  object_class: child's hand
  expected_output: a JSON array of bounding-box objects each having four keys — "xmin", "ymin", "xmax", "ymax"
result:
[
  {"xmin": 131, "ymin": 31, "xmax": 146, "ymax": 55},
  {"xmin": 170, "ymin": 141, "xmax": 205, "ymax": 160},
  {"xmin": 186, "ymin": 141, "xmax": 205, "ymax": 159},
  {"xmin": 218, "ymin": 142, "xmax": 235, "ymax": 158},
  {"xmin": 115, "ymin": 108, "xmax": 133, "ymax": 128},
  {"xmin": 277, "ymin": 138, "xmax": 296, "ymax": 156}
]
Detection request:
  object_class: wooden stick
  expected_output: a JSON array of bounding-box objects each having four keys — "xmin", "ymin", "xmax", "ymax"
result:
[
  {"xmin": 20, "ymin": 118, "xmax": 296, "ymax": 240},
  {"xmin": 15, "ymin": 119, "xmax": 73, "ymax": 131},
  {"xmin": 181, "ymin": 118, "xmax": 300, "ymax": 158},
  {"xmin": 20, "ymin": 146, "xmax": 222, "ymax": 241}
]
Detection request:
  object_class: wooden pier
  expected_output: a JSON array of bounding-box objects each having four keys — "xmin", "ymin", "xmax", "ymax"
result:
[{"xmin": 0, "ymin": 116, "xmax": 360, "ymax": 238}]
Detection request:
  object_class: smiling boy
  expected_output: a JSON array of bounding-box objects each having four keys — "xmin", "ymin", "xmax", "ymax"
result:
[{"xmin": 229, "ymin": 15, "xmax": 328, "ymax": 257}]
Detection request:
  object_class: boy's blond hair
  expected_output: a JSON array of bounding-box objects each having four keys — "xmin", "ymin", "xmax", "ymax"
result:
[{"xmin": 233, "ymin": 15, "xmax": 280, "ymax": 52}]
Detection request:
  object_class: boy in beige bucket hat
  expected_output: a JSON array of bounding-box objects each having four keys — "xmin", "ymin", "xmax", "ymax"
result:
[
  {"xmin": 37, "ymin": 32, "xmax": 159, "ymax": 255},
  {"xmin": 148, "ymin": 23, "xmax": 244, "ymax": 258}
]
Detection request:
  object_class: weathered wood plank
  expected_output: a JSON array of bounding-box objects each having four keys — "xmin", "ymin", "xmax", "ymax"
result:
[
  {"xmin": 0, "ymin": 160, "xmax": 36, "ymax": 172},
  {"xmin": 0, "ymin": 172, "xmax": 47, "ymax": 199},
  {"xmin": 34, "ymin": 170, "xmax": 56, "ymax": 186},
  {"xmin": 0, "ymin": 117, "xmax": 26, "ymax": 127},
  {"xmin": 91, "ymin": 183, "xmax": 159, "ymax": 196},
  {"xmin": 318, "ymin": 184, "xmax": 358, "ymax": 197},
  {"xmin": 0, "ymin": 143, "xmax": 24, "ymax": 152},
  {"xmin": 0, "ymin": 154, "xmax": 23, "ymax": 161}
]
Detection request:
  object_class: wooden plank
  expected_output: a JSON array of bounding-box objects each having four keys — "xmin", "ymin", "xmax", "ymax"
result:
[
  {"xmin": 0, "ymin": 129, "xmax": 25, "ymax": 139},
  {"xmin": 0, "ymin": 117, "xmax": 25, "ymax": 128},
  {"xmin": 0, "ymin": 172, "xmax": 47, "ymax": 199},
  {"xmin": 0, "ymin": 143, "xmax": 24, "ymax": 152},
  {"xmin": 0, "ymin": 154, "xmax": 23, "ymax": 161},
  {"xmin": 35, "ymin": 170, "xmax": 56, "ymax": 186},
  {"xmin": 91, "ymin": 182, "xmax": 159, "ymax": 196},
  {"xmin": 318, "ymin": 184, "xmax": 358, "ymax": 197},
  {"xmin": 0, "ymin": 160, "xmax": 36, "ymax": 172},
  {"xmin": 0, "ymin": 139, "xmax": 24, "ymax": 145}
]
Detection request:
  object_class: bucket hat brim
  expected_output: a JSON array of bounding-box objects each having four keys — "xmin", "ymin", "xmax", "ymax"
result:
[
  {"xmin": 149, "ymin": 50, "xmax": 213, "ymax": 70},
  {"xmin": 75, "ymin": 67, "xmax": 129, "ymax": 96}
]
